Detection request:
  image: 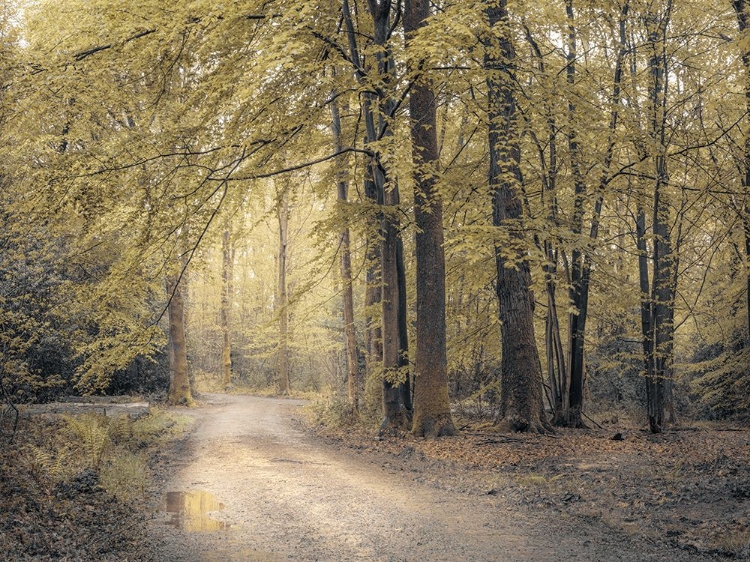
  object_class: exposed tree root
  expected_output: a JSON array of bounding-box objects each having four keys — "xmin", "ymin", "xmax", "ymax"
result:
[
  {"xmin": 494, "ymin": 415, "xmax": 555, "ymax": 435},
  {"xmin": 412, "ymin": 413, "xmax": 456, "ymax": 438}
]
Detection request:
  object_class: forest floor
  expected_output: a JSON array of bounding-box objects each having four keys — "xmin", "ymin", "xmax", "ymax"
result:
[
  {"xmin": 310, "ymin": 410, "xmax": 750, "ymax": 560},
  {"xmin": 1, "ymin": 393, "xmax": 748, "ymax": 561},
  {"xmin": 146, "ymin": 394, "xmax": 749, "ymax": 561}
]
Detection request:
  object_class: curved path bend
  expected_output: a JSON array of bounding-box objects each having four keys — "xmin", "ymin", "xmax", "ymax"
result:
[{"xmin": 147, "ymin": 394, "xmax": 714, "ymax": 562}]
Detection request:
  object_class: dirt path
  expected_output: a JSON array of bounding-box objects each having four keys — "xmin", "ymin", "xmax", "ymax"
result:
[{"xmin": 146, "ymin": 394, "xmax": 718, "ymax": 561}]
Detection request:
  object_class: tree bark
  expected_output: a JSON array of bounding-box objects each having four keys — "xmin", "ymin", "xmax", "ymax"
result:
[
  {"xmin": 221, "ymin": 228, "xmax": 234, "ymax": 389},
  {"xmin": 277, "ymin": 184, "xmax": 291, "ymax": 396},
  {"xmin": 564, "ymin": 0, "xmax": 588, "ymax": 429},
  {"xmin": 645, "ymin": 2, "xmax": 674, "ymax": 434},
  {"xmin": 167, "ymin": 273, "xmax": 193, "ymax": 405},
  {"xmin": 524, "ymin": 26, "xmax": 566, "ymax": 421},
  {"xmin": 344, "ymin": 0, "xmax": 410, "ymax": 428},
  {"xmin": 486, "ymin": 0, "xmax": 549, "ymax": 433},
  {"xmin": 733, "ymin": 0, "xmax": 750, "ymax": 342},
  {"xmin": 341, "ymin": 0, "xmax": 383, "ymax": 390},
  {"xmin": 330, "ymin": 94, "xmax": 360, "ymax": 411},
  {"xmin": 369, "ymin": 0, "xmax": 410, "ymax": 432},
  {"xmin": 405, "ymin": 0, "xmax": 456, "ymax": 438}
]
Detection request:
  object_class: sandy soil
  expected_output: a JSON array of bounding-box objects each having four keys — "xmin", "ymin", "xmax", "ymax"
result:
[{"xmin": 145, "ymin": 394, "xmax": 725, "ymax": 561}]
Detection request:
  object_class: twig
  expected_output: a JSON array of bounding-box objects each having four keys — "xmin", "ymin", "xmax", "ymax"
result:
[{"xmin": 582, "ymin": 411, "xmax": 604, "ymax": 429}]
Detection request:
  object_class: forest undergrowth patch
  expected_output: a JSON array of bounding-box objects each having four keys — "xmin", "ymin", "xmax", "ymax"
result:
[
  {"xmin": 0, "ymin": 408, "xmax": 192, "ymax": 561},
  {"xmin": 306, "ymin": 412, "xmax": 750, "ymax": 559}
]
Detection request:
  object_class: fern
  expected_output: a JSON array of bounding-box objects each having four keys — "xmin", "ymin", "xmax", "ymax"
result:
[
  {"xmin": 107, "ymin": 415, "xmax": 132, "ymax": 444},
  {"xmin": 23, "ymin": 444, "xmax": 71, "ymax": 489},
  {"xmin": 65, "ymin": 414, "xmax": 110, "ymax": 469}
]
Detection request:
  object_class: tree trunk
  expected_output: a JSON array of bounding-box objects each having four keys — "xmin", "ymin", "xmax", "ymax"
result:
[
  {"xmin": 486, "ymin": 0, "xmax": 549, "ymax": 433},
  {"xmin": 524, "ymin": 28, "xmax": 567, "ymax": 422},
  {"xmin": 746, "ymin": 201, "xmax": 750, "ymax": 341},
  {"xmin": 635, "ymin": 202, "xmax": 655, "ymax": 422},
  {"xmin": 405, "ymin": 0, "xmax": 455, "ymax": 438},
  {"xmin": 733, "ymin": 0, "xmax": 750, "ymax": 342},
  {"xmin": 368, "ymin": 0, "xmax": 410, "ymax": 432},
  {"xmin": 564, "ymin": 0, "xmax": 588, "ymax": 428},
  {"xmin": 381, "ymin": 184, "xmax": 408, "ymax": 431},
  {"xmin": 566, "ymin": 0, "xmax": 629, "ymax": 426},
  {"xmin": 167, "ymin": 273, "xmax": 193, "ymax": 405},
  {"xmin": 545, "ymin": 268, "xmax": 566, "ymax": 420},
  {"xmin": 395, "ymin": 221, "xmax": 412, "ymax": 413},
  {"xmin": 345, "ymin": 0, "xmax": 410, "ymax": 428},
  {"xmin": 330, "ymin": 94, "xmax": 359, "ymax": 411},
  {"xmin": 277, "ymin": 185, "xmax": 291, "ymax": 396},
  {"xmin": 341, "ymin": 0, "xmax": 382, "ymax": 391},
  {"xmin": 645, "ymin": 2, "xmax": 674, "ymax": 434},
  {"xmin": 221, "ymin": 228, "xmax": 234, "ymax": 389},
  {"xmin": 364, "ymin": 173, "xmax": 383, "ymax": 388}
]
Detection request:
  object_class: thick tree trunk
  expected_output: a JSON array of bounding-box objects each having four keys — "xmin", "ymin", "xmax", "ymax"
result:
[
  {"xmin": 486, "ymin": 0, "xmax": 549, "ymax": 433},
  {"xmin": 277, "ymin": 186, "xmax": 291, "ymax": 396},
  {"xmin": 167, "ymin": 273, "xmax": 193, "ymax": 405},
  {"xmin": 381, "ymin": 185, "xmax": 408, "ymax": 431},
  {"xmin": 221, "ymin": 228, "xmax": 233, "ymax": 389},
  {"xmin": 330, "ymin": 95, "xmax": 360, "ymax": 411},
  {"xmin": 405, "ymin": 0, "xmax": 455, "ymax": 438}
]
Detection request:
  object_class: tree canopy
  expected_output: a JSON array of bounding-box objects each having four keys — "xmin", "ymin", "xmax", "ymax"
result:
[{"xmin": 1, "ymin": 0, "xmax": 748, "ymax": 430}]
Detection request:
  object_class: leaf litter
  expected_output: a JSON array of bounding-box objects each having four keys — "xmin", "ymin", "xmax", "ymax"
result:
[{"xmin": 310, "ymin": 419, "xmax": 750, "ymax": 560}]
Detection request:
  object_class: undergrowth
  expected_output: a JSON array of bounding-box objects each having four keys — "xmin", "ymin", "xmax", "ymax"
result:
[
  {"xmin": 304, "ymin": 394, "xmax": 380, "ymax": 430},
  {"xmin": 0, "ymin": 408, "xmax": 192, "ymax": 560}
]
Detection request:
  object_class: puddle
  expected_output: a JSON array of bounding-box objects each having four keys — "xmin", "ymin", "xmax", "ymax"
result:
[{"xmin": 165, "ymin": 490, "xmax": 231, "ymax": 532}]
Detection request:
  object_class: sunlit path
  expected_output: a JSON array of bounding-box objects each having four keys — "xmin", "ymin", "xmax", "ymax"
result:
[{"xmin": 147, "ymin": 394, "xmax": 717, "ymax": 562}]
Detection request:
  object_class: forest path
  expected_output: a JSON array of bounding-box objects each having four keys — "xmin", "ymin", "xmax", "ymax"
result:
[{"xmin": 146, "ymin": 394, "xmax": 714, "ymax": 562}]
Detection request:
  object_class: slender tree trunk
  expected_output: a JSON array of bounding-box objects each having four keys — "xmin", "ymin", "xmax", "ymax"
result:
[
  {"xmin": 564, "ymin": 0, "xmax": 589, "ymax": 428},
  {"xmin": 277, "ymin": 185, "xmax": 291, "ymax": 396},
  {"xmin": 330, "ymin": 95, "xmax": 360, "ymax": 411},
  {"xmin": 368, "ymin": 0, "xmax": 411, "ymax": 431},
  {"xmin": 381, "ymin": 184, "xmax": 408, "ymax": 430},
  {"xmin": 645, "ymin": 2, "xmax": 674, "ymax": 433},
  {"xmin": 570, "ymin": 1, "xmax": 629, "ymax": 425},
  {"xmin": 405, "ymin": 0, "xmax": 455, "ymax": 438},
  {"xmin": 733, "ymin": 0, "xmax": 750, "ymax": 341},
  {"xmin": 341, "ymin": 0, "xmax": 382, "ymax": 390},
  {"xmin": 746, "ymin": 203, "xmax": 750, "ymax": 340},
  {"xmin": 396, "ymin": 222, "xmax": 412, "ymax": 413},
  {"xmin": 635, "ymin": 201, "xmax": 655, "ymax": 419},
  {"xmin": 545, "ymin": 268, "xmax": 566, "ymax": 418},
  {"xmin": 167, "ymin": 273, "xmax": 193, "ymax": 405},
  {"xmin": 221, "ymin": 228, "xmax": 234, "ymax": 389},
  {"xmin": 364, "ymin": 173, "xmax": 383, "ymax": 387},
  {"xmin": 524, "ymin": 27, "xmax": 567, "ymax": 421},
  {"xmin": 345, "ymin": 0, "xmax": 410, "ymax": 428}
]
